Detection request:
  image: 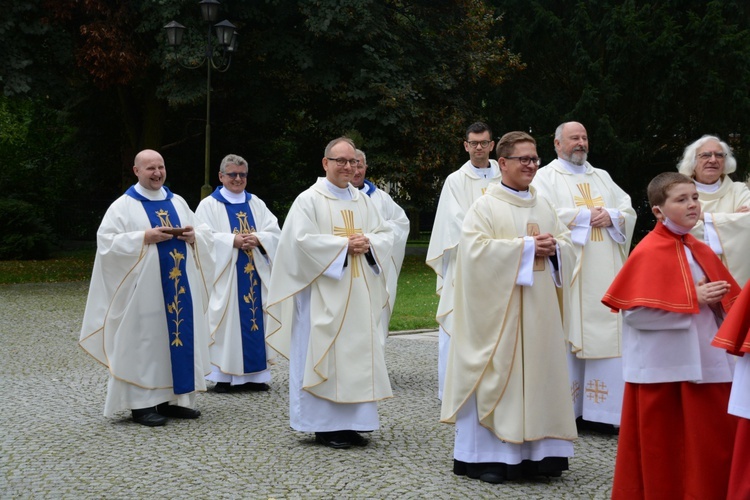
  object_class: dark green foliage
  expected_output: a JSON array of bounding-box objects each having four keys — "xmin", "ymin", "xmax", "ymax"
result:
[
  {"xmin": 0, "ymin": 199, "xmax": 51, "ymax": 260},
  {"xmin": 488, "ymin": 0, "xmax": 750, "ymax": 202},
  {"xmin": 3, "ymin": 0, "xmax": 750, "ymax": 243}
]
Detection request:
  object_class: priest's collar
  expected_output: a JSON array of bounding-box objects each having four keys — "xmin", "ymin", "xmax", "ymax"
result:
[
  {"xmin": 500, "ymin": 182, "xmax": 531, "ymax": 199},
  {"xmin": 134, "ymin": 183, "xmax": 167, "ymax": 200},
  {"xmin": 694, "ymin": 178, "xmax": 722, "ymax": 193},
  {"xmin": 470, "ymin": 163, "xmax": 494, "ymax": 178},
  {"xmin": 219, "ymin": 187, "xmax": 247, "ymax": 204},
  {"xmin": 324, "ymin": 178, "xmax": 353, "ymax": 200},
  {"xmin": 557, "ymin": 157, "xmax": 587, "ymax": 174}
]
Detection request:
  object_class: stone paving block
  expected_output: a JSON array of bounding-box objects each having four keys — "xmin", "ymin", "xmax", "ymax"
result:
[{"xmin": 0, "ymin": 283, "xmax": 615, "ymax": 498}]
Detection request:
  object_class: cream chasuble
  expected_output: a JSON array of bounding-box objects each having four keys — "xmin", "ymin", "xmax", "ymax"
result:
[
  {"xmin": 691, "ymin": 176, "xmax": 750, "ymax": 284},
  {"xmin": 440, "ymin": 184, "xmax": 577, "ymax": 444},
  {"xmin": 79, "ymin": 187, "xmax": 213, "ymax": 416},
  {"xmin": 532, "ymin": 159, "xmax": 635, "ymax": 359},
  {"xmin": 266, "ymin": 178, "xmax": 394, "ymax": 404},
  {"xmin": 195, "ymin": 192, "xmax": 280, "ymax": 379}
]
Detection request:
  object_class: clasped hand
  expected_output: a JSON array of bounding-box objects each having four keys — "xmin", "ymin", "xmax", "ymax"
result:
[
  {"xmin": 347, "ymin": 234, "xmax": 370, "ymax": 255},
  {"xmin": 234, "ymin": 233, "xmax": 260, "ymax": 251},
  {"xmin": 534, "ymin": 233, "xmax": 557, "ymax": 257},
  {"xmin": 696, "ymin": 277, "xmax": 730, "ymax": 305},
  {"xmin": 590, "ymin": 207, "xmax": 612, "ymax": 228}
]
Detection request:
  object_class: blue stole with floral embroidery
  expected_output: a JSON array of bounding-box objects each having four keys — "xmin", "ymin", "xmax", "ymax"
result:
[
  {"xmin": 361, "ymin": 179, "xmax": 377, "ymax": 197},
  {"xmin": 211, "ymin": 188, "xmax": 267, "ymax": 373},
  {"xmin": 126, "ymin": 185, "xmax": 195, "ymax": 394}
]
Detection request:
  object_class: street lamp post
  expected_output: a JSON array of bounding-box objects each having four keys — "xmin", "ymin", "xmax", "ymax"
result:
[{"xmin": 164, "ymin": 0, "xmax": 238, "ymax": 199}]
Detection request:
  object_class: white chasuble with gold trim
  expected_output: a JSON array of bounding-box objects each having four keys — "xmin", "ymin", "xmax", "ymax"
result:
[{"xmin": 266, "ymin": 178, "xmax": 394, "ymax": 404}]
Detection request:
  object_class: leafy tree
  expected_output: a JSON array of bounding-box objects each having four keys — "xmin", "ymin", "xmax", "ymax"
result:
[{"xmin": 488, "ymin": 0, "xmax": 750, "ymax": 200}]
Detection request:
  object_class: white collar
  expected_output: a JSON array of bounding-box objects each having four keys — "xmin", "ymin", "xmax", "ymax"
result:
[
  {"xmin": 134, "ymin": 183, "xmax": 166, "ymax": 200},
  {"xmin": 220, "ymin": 187, "xmax": 246, "ymax": 203},
  {"xmin": 324, "ymin": 179, "xmax": 353, "ymax": 200}
]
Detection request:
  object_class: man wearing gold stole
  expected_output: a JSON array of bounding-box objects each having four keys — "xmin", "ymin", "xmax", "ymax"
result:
[
  {"xmin": 532, "ymin": 121, "xmax": 636, "ymax": 433},
  {"xmin": 266, "ymin": 137, "xmax": 394, "ymax": 450},
  {"xmin": 441, "ymin": 131, "xmax": 578, "ymax": 484},
  {"xmin": 80, "ymin": 149, "xmax": 212, "ymax": 427}
]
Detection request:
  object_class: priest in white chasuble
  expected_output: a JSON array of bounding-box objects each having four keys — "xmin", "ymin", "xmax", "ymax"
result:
[
  {"xmin": 441, "ymin": 131, "xmax": 578, "ymax": 484},
  {"xmin": 80, "ymin": 149, "xmax": 213, "ymax": 427},
  {"xmin": 195, "ymin": 154, "xmax": 281, "ymax": 393},
  {"xmin": 266, "ymin": 137, "xmax": 394, "ymax": 450},
  {"xmin": 426, "ymin": 122, "xmax": 501, "ymax": 399},
  {"xmin": 532, "ymin": 121, "xmax": 635, "ymax": 433}
]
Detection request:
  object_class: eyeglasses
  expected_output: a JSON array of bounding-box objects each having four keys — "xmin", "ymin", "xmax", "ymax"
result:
[
  {"xmin": 326, "ymin": 157, "xmax": 360, "ymax": 167},
  {"xmin": 222, "ymin": 172, "xmax": 248, "ymax": 179},
  {"xmin": 467, "ymin": 140, "xmax": 492, "ymax": 149},
  {"xmin": 505, "ymin": 156, "xmax": 542, "ymax": 166},
  {"xmin": 697, "ymin": 152, "xmax": 727, "ymax": 160}
]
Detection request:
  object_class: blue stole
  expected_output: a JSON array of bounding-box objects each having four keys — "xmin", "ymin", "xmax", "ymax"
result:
[
  {"xmin": 211, "ymin": 188, "xmax": 267, "ymax": 373},
  {"xmin": 361, "ymin": 179, "xmax": 377, "ymax": 197},
  {"xmin": 126, "ymin": 185, "xmax": 195, "ymax": 394}
]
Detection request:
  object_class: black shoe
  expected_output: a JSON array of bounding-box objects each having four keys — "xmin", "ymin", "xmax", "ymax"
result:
[
  {"xmin": 213, "ymin": 382, "xmax": 231, "ymax": 393},
  {"xmin": 315, "ymin": 431, "xmax": 351, "ymax": 449},
  {"xmin": 132, "ymin": 407, "xmax": 167, "ymax": 427},
  {"xmin": 478, "ymin": 471, "xmax": 505, "ymax": 484},
  {"xmin": 453, "ymin": 459, "xmax": 468, "ymax": 476},
  {"xmin": 242, "ymin": 382, "xmax": 270, "ymax": 392},
  {"xmin": 466, "ymin": 462, "xmax": 505, "ymax": 483},
  {"xmin": 342, "ymin": 430, "xmax": 369, "ymax": 447},
  {"xmin": 156, "ymin": 403, "xmax": 201, "ymax": 419}
]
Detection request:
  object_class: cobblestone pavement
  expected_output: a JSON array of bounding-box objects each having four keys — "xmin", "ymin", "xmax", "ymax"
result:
[{"xmin": 0, "ymin": 282, "xmax": 616, "ymax": 499}]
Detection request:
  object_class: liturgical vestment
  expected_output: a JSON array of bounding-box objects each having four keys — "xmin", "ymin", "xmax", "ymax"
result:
[
  {"xmin": 80, "ymin": 184, "xmax": 212, "ymax": 416},
  {"xmin": 195, "ymin": 188, "xmax": 280, "ymax": 385},
  {"xmin": 266, "ymin": 178, "xmax": 394, "ymax": 432},
  {"xmin": 533, "ymin": 158, "xmax": 636, "ymax": 426},
  {"xmin": 358, "ymin": 181, "xmax": 409, "ymax": 339},
  {"xmin": 603, "ymin": 222, "xmax": 739, "ymax": 500},
  {"xmin": 691, "ymin": 176, "xmax": 750, "ymax": 285},
  {"xmin": 426, "ymin": 160, "xmax": 501, "ymax": 398},
  {"xmin": 440, "ymin": 184, "xmax": 578, "ymax": 462}
]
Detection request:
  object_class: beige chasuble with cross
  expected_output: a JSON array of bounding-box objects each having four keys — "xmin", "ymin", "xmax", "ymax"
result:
[
  {"xmin": 440, "ymin": 184, "xmax": 578, "ymax": 443},
  {"xmin": 266, "ymin": 178, "xmax": 394, "ymax": 403}
]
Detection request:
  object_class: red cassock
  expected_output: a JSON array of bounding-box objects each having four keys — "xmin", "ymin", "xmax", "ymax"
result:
[{"xmin": 713, "ymin": 278, "xmax": 750, "ymax": 500}]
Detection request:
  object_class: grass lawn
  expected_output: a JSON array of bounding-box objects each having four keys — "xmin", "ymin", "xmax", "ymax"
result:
[
  {"xmin": 389, "ymin": 254, "xmax": 438, "ymax": 332},
  {"xmin": 0, "ymin": 246, "xmax": 96, "ymax": 284},
  {"xmin": 0, "ymin": 245, "xmax": 439, "ymax": 332}
]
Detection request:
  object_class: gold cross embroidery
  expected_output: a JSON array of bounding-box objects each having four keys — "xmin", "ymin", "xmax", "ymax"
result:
[
  {"xmin": 333, "ymin": 209, "xmax": 363, "ymax": 278},
  {"xmin": 585, "ymin": 379, "xmax": 609, "ymax": 404},
  {"xmin": 574, "ymin": 183, "xmax": 605, "ymax": 242}
]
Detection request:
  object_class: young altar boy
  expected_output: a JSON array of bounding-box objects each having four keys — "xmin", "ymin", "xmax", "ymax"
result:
[{"xmin": 602, "ymin": 172, "xmax": 740, "ymax": 499}]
